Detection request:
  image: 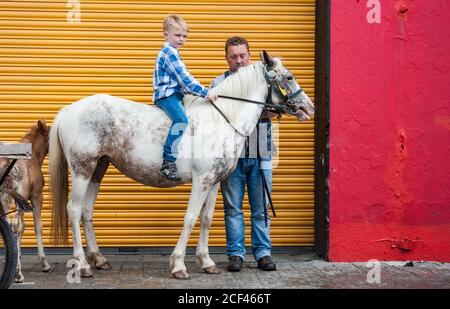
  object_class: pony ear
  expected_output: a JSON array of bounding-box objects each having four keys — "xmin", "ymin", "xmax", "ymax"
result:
[
  {"xmin": 260, "ymin": 50, "xmax": 274, "ymax": 68},
  {"xmin": 37, "ymin": 119, "xmax": 47, "ymax": 130}
]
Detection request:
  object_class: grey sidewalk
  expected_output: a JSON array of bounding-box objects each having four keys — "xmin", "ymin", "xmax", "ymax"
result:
[{"xmin": 11, "ymin": 253, "xmax": 450, "ymax": 289}]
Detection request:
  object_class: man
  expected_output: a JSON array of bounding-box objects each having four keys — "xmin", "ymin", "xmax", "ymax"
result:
[{"xmin": 210, "ymin": 36, "xmax": 276, "ymax": 272}]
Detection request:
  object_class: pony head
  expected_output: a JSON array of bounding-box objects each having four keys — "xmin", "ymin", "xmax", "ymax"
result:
[
  {"xmin": 260, "ymin": 50, "xmax": 315, "ymax": 121},
  {"xmin": 21, "ymin": 119, "xmax": 50, "ymax": 162}
]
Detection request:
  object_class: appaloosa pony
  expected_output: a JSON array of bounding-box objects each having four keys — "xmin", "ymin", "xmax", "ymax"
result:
[
  {"xmin": 49, "ymin": 51, "xmax": 314, "ymax": 279},
  {"xmin": 0, "ymin": 119, "xmax": 51, "ymax": 282}
]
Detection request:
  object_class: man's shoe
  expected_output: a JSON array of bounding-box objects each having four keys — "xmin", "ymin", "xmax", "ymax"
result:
[
  {"xmin": 257, "ymin": 256, "xmax": 276, "ymax": 271},
  {"xmin": 159, "ymin": 160, "xmax": 182, "ymax": 181},
  {"xmin": 227, "ymin": 256, "xmax": 243, "ymax": 272}
]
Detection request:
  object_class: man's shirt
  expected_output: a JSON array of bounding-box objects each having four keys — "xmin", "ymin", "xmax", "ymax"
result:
[
  {"xmin": 210, "ymin": 70, "xmax": 231, "ymax": 89},
  {"xmin": 153, "ymin": 42, "xmax": 209, "ymax": 102}
]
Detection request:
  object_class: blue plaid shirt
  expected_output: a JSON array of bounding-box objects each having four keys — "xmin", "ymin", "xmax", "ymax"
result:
[{"xmin": 153, "ymin": 42, "xmax": 209, "ymax": 102}]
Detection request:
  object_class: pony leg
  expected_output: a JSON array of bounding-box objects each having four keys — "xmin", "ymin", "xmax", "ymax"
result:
[
  {"xmin": 83, "ymin": 157, "xmax": 111, "ymax": 270},
  {"xmin": 196, "ymin": 183, "xmax": 220, "ymax": 274},
  {"xmin": 170, "ymin": 179, "xmax": 211, "ymax": 279},
  {"xmin": 11, "ymin": 210, "xmax": 25, "ymax": 283},
  {"xmin": 67, "ymin": 176, "xmax": 92, "ymax": 277},
  {"xmin": 31, "ymin": 193, "xmax": 51, "ymax": 272}
]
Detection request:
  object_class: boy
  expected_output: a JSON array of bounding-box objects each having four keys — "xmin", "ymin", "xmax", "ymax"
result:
[{"xmin": 153, "ymin": 15, "xmax": 217, "ymax": 181}]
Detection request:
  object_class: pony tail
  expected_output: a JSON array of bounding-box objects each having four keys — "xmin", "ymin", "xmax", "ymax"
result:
[{"xmin": 49, "ymin": 113, "xmax": 69, "ymax": 245}]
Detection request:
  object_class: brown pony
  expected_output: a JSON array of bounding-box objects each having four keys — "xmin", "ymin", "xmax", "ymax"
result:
[{"xmin": 0, "ymin": 119, "xmax": 50, "ymax": 283}]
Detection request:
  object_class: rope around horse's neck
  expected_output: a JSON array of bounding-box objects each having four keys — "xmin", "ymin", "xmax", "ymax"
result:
[
  {"xmin": 210, "ymin": 94, "xmax": 284, "ymax": 137},
  {"xmin": 209, "ymin": 101, "xmax": 246, "ymax": 137}
]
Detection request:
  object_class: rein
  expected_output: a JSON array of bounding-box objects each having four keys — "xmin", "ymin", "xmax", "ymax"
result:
[
  {"xmin": 211, "ymin": 65, "xmax": 305, "ymax": 135},
  {"xmin": 209, "ymin": 100, "xmax": 246, "ymax": 137},
  {"xmin": 210, "ymin": 93, "xmax": 283, "ymax": 137},
  {"xmin": 210, "ymin": 76, "xmax": 296, "ymax": 223},
  {"xmin": 211, "ymin": 83, "xmax": 303, "ymax": 137},
  {"xmin": 217, "ymin": 95, "xmax": 283, "ymax": 111},
  {"xmin": 208, "ymin": 64, "xmax": 306, "ymax": 225}
]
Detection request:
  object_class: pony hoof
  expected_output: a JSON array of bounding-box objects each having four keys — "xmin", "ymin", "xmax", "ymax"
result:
[
  {"xmin": 80, "ymin": 268, "xmax": 94, "ymax": 277},
  {"xmin": 88, "ymin": 253, "xmax": 112, "ymax": 270},
  {"xmin": 96, "ymin": 261, "xmax": 112, "ymax": 270},
  {"xmin": 172, "ymin": 270, "xmax": 190, "ymax": 279},
  {"xmin": 14, "ymin": 273, "xmax": 24, "ymax": 283},
  {"xmin": 41, "ymin": 261, "xmax": 51, "ymax": 272},
  {"xmin": 203, "ymin": 266, "xmax": 221, "ymax": 274}
]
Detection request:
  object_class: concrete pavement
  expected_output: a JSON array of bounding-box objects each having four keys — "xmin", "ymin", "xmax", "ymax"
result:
[{"xmin": 10, "ymin": 252, "xmax": 450, "ymax": 289}]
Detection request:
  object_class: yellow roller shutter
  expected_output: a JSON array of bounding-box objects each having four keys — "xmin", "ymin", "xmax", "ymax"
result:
[{"xmin": 0, "ymin": 0, "xmax": 315, "ymax": 247}]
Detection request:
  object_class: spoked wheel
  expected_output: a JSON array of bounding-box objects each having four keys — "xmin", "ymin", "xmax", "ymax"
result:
[{"xmin": 0, "ymin": 216, "xmax": 17, "ymax": 289}]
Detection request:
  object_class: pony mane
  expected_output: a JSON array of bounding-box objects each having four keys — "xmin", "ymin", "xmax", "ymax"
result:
[
  {"xmin": 213, "ymin": 61, "xmax": 265, "ymax": 97},
  {"xmin": 20, "ymin": 126, "xmax": 38, "ymax": 143},
  {"xmin": 184, "ymin": 61, "xmax": 267, "ymax": 123},
  {"xmin": 20, "ymin": 120, "xmax": 49, "ymax": 144}
]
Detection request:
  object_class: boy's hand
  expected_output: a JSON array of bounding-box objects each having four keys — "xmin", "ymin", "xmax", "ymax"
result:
[{"xmin": 207, "ymin": 90, "xmax": 218, "ymax": 102}]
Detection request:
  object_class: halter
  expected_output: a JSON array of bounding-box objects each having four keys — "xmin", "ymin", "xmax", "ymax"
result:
[
  {"xmin": 263, "ymin": 66, "xmax": 305, "ymax": 115},
  {"xmin": 212, "ymin": 64, "xmax": 304, "ymax": 136}
]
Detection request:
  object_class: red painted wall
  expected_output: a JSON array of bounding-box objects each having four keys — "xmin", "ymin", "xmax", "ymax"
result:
[{"xmin": 329, "ymin": 0, "xmax": 450, "ymax": 261}]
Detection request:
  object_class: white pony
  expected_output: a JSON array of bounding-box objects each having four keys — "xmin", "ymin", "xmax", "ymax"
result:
[{"xmin": 49, "ymin": 51, "xmax": 314, "ymax": 279}]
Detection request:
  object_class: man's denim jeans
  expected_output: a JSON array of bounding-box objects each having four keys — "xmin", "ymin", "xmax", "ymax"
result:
[
  {"xmin": 220, "ymin": 158, "xmax": 272, "ymax": 261},
  {"xmin": 155, "ymin": 92, "xmax": 188, "ymax": 162}
]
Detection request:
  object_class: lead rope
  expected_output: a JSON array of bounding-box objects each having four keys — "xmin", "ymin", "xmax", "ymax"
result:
[
  {"xmin": 262, "ymin": 84, "xmax": 278, "ymax": 226},
  {"xmin": 259, "ymin": 122, "xmax": 277, "ymax": 228},
  {"xmin": 211, "ymin": 81, "xmax": 284, "ymax": 225}
]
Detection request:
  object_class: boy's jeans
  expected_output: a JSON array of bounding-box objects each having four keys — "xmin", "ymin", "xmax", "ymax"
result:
[
  {"xmin": 220, "ymin": 157, "xmax": 273, "ymax": 261},
  {"xmin": 155, "ymin": 92, "xmax": 188, "ymax": 162}
]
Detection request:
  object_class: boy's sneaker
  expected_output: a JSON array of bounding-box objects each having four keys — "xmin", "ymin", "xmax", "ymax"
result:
[
  {"xmin": 159, "ymin": 160, "xmax": 181, "ymax": 181},
  {"xmin": 257, "ymin": 256, "xmax": 276, "ymax": 271}
]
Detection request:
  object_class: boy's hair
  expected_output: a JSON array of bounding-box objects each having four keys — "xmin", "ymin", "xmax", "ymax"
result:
[
  {"xmin": 163, "ymin": 14, "xmax": 189, "ymax": 32},
  {"xmin": 225, "ymin": 36, "xmax": 250, "ymax": 55}
]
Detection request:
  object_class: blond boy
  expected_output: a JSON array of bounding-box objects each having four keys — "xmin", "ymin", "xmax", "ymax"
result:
[{"xmin": 153, "ymin": 15, "xmax": 217, "ymax": 181}]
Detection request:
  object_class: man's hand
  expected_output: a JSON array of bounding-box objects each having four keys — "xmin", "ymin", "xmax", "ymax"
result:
[{"xmin": 207, "ymin": 90, "xmax": 218, "ymax": 102}]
